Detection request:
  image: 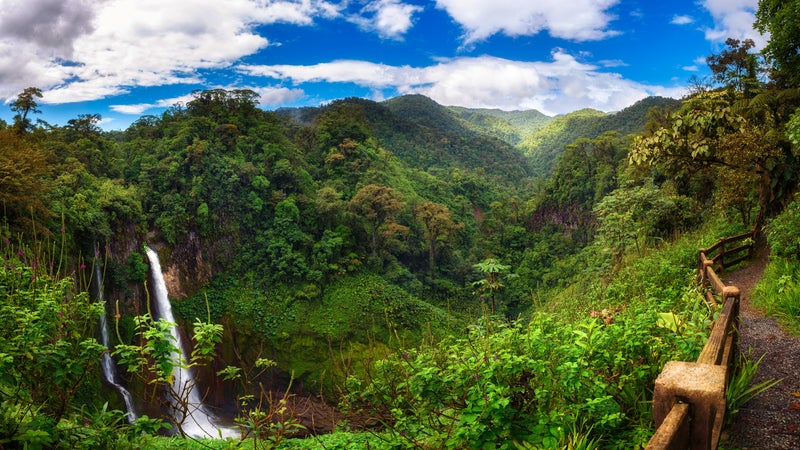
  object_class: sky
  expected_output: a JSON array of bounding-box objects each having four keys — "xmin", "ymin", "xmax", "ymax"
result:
[{"xmin": 0, "ymin": 0, "xmax": 768, "ymax": 131}]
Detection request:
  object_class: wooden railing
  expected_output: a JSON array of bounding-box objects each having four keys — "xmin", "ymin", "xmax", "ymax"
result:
[{"xmin": 645, "ymin": 229, "xmax": 756, "ymax": 450}]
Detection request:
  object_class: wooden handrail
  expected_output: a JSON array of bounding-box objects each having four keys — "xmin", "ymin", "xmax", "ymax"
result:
[
  {"xmin": 647, "ymin": 403, "xmax": 691, "ymax": 449},
  {"xmin": 700, "ymin": 230, "xmax": 756, "ymax": 274},
  {"xmin": 646, "ymin": 230, "xmax": 753, "ymax": 450}
]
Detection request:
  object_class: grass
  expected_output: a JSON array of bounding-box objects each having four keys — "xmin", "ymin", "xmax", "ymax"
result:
[{"xmin": 751, "ymin": 258, "xmax": 800, "ymax": 335}]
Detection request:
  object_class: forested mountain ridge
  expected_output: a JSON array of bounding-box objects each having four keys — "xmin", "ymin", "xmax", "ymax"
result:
[
  {"xmin": 278, "ymin": 95, "xmax": 535, "ymax": 186},
  {"xmin": 448, "ymin": 105, "xmax": 552, "ymax": 145},
  {"xmin": 519, "ymin": 96, "xmax": 680, "ymax": 177},
  {"xmin": 277, "ymin": 94, "xmax": 676, "ymax": 189}
]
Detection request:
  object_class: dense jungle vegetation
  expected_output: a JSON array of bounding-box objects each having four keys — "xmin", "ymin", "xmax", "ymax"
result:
[{"xmin": 4, "ymin": 2, "xmax": 800, "ymax": 447}]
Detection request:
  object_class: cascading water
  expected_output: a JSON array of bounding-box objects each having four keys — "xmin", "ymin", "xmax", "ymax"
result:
[
  {"xmin": 144, "ymin": 246, "xmax": 237, "ymax": 439},
  {"xmin": 94, "ymin": 249, "xmax": 137, "ymax": 422}
]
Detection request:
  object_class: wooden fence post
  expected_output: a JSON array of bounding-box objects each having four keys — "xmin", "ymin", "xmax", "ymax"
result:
[{"xmin": 652, "ymin": 361, "xmax": 728, "ymax": 450}]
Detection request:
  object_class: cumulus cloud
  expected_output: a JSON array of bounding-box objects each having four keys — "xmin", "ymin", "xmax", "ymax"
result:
[
  {"xmin": 0, "ymin": 0, "xmax": 98, "ymax": 56},
  {"xmin": 350, "ymin": 0, "xmax": 423, "ymax": 39},
  {"xmin": 0, "ymin": 0, "xmax": 102, "ymax": 97},
  {"xmin": 239, "ymin": 52, "xmax": 682, "ymax": 116},
  {"xmin": 701, "ymin": 0, "xmax": 767, "ymax": 47},
  {"xmin": 434, "ymin": 0, "xmax": 620, "ymax": 43},
  {"xmin": 0, "ymin": 0, "xmax": 342, "ymax": 103}
]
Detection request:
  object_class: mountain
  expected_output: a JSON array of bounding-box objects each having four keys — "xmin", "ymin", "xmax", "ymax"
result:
[
  {"xmin": 277, "ymin": 94, "xmax": 677, "ymax": 185},
  {"xmin": 279, "ymin": 95, "xmax": 535, "ymax": 185},
  {"xmin": 448, "ymin": 106, "xmax": 552, "ymax": 145},
  {"xmin": 518, "ymin": 96, "xmax": 680, "ymax": 177},
  {"xmin": 379, "ymin": 95, "xmax": 534, "ymax": 183}
]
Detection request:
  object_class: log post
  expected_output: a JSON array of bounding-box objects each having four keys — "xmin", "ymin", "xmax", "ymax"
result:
[{"xmin": 652, "ymin": 361, "xmax": 727, "ymax": 450}]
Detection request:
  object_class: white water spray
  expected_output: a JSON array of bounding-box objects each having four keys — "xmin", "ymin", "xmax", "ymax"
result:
[
  {"xmin": 94, "ymin": 251, "xmax": 137, "ymax": 422},
  {"xmin": 144, "ymin": 246, "xmax": 237, "ymax": 439}
]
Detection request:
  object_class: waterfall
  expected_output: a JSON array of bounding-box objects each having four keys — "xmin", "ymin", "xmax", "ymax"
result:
[
  {"xmin": 144, "ymin": 246, "xmax": 237, "ymax": 439},
  {"xmin": 94, "ymin": 250, "xmax": 137, "ymax": 422}
]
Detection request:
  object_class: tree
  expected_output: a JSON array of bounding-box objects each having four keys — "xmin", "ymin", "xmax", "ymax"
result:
[
  {"xmin": 10, "ymin": 87, "xmax": 42, "ymax": 134},
  {"xmin": 706, "ymin": 38, "xmax": 762, "ymax": 95},
  {"xmin": 0, "ymin": 128, "xmax": 52, "ymax": 230},
  {"xmin": 415, "ymin": 201, "xmax": 463, "ymax": 274},
  {"xmin": 186, "ymin": 88, "xmax": 260, "ymax": 125},
  {"xmin": 630, "ymin": 91, "xmax": 784, "ymax": 227},
  {"xmin": 349, "ymin": 184, "xmax": 407, "ymax": 258},
  {"xmin": 471, "ymin": 258, "xmax": 510, "ymax": 314},
  {"xmin": 314, "ymin": 186, "xmax": 345, "ymax": 228},
  {"xmin": 315, "ymin": 101, "xmax": 371, "ymax": 151},
  {"xmin": 755, "ymin": 0, "xmax": 800, "ymax": 87}
]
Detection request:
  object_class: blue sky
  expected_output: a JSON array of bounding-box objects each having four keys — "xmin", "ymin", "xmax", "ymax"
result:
[{"xmin": 0, "ymin": 0, "xmax": 767, "ymax": 130}]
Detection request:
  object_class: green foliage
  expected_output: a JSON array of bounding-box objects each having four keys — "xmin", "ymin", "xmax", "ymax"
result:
[
  {"xmin": 348, "ymin": 296, "xmax": 709, "ymax": 449},
  {"xmin": 706, "ymin": 38, "xmax": 763, "ymax": 95},
  {"xmin": 4, "ymin": 85, "xmax": 782, "ymax": 449},
  {"xmin": 9, "ymin": 87, "xmax": 42, "ymax": 134},
  {"xmin": 0, "ymin": 243, "xmax": 105, "ymax": 427},
  {"xmin": 630, "ymin": 91, "xmax": 748, "ymax": 169},
  {"xmin": 340, "ymin": 223, "xmax": 717, "ymax": 448},
  {"xmin": 789, "ymin": 107, "xmax": 800, "ymax": 147},
  {"xmin": 767, "ymin": 196, "xmax": 800, "ymax": 260},
  {"xmin": 0, "ymin": 240, "xmax": 175, "ymax": 448},
  {"xmin": 472, "ymin": 258, "xmax": 512, "ymax": 313},
  {"xmin": 520, "ymin": 97, "xmax": 678, "ymax": 178},
  {"xmin": 448, "ymin": 105, "xmax": 552, "ymax": 146},
  {"xmin": 277, "ymin": 431, "xmax": 387, "ymax": 449},
  {"xmin": 755, "ymin": 0, "xmax": 800, "ymax": 87},
  {"xmin": 0, "ymin": 128, "xmax": 52, "ymax": 231},
  {"xmin": 593, "ymin": 183, "xmax": 697, "ymax": 262},
  {"xmin": 520, "ymin": 108, "xmax": 606, "ymax": 177},
  {"xmin": 125, "ymin": 251, "xmax": 148, "ymax": 282},
  {"xmin": 725, "ymin": 350, "xmax": 781, "ymax": 426},
  {"xmin": 309, "ymin": 273, "xmax": 457, "ymax": 343},
  {"xmin": 378, "ymin": 95, "xmax": 533, "ymax": 184},
  {"xmin": 752, "ymin": 258, "xmax": 800, "ymax": 333},
  {"xmin": 112, "ymin": 308, "xmax": 224, "ymax": 436}
]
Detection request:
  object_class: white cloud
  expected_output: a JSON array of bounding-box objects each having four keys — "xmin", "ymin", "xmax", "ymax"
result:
[
  {"xmin": 109, "ymin": 94, "xmax": 194, "ymax": 115},
  {"xmin": 434, "ymin": 0, "xmax": 620, "ymax": 43},
  {"xmin": 0, "ymin": 0, "xmax": 342, "ymax": 103},
  {"xmin": 671, "ymin": 15, "xmax": 694, "ymax": 25},
  {"xmin": 351, "ymin": 0, "xmax": 423, "ymax": 39},
  {"xmin": 240, "ymin": 52, "xmax": 683, "ymax": 116},
  {"xmin": 252, "ymin": 86, "xmax": 306, "ymax": 106},
  {"xmin": 109, "ymin": 86, "xmax": 304, "ymax": 115},
  {"xmin": 598, "ymin": 59, "xmax": 628, "ymax": 68},
  {"xmin": 109, "ymin": 103, "xmax": 155, "ymax": 115},
  {"xmin": 700, "ymin": 0, "xmax": 767, "ymax": 47}
]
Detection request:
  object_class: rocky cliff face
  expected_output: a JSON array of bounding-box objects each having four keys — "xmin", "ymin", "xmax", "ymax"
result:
[{"xmin": 157, "ymin": 229, "xmax": 237, "ymax": 300}]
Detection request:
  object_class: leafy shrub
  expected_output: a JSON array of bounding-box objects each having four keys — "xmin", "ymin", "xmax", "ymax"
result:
[
  {"xmin": 308, "ymin": 273, "xmax": 458, "ymax": 343},
  {"xmin": 752, "ymin": 258, "xmax": 800, "ymax": 333},
  {"xmin": 766, "ymin": 197, "xmax": 800, "ymax": 260},
  {"xmin": 347, "ymin": 295, "xmax": 709, "ymax": 449},
  {"xmin": 0, "ymin": 240, "xmax": 167, "ymax": 448},
  {"xmin": 125, "ymin": 252, "xmax": 149, "ymax": 282}
]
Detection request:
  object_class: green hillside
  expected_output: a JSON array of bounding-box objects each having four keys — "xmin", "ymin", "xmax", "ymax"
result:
[
  {"xmin": 519, "ymin": 96, "xmax": 680, "ymax": 177},
  {"xmin": 448, "ymin": 105, "xmax": 553, "ymax": 145}
]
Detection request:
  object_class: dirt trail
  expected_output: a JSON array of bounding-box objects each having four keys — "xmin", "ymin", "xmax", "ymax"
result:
[{"xmin": 723, "ymin": 247, "xmax": 800, "ymax": 449}]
